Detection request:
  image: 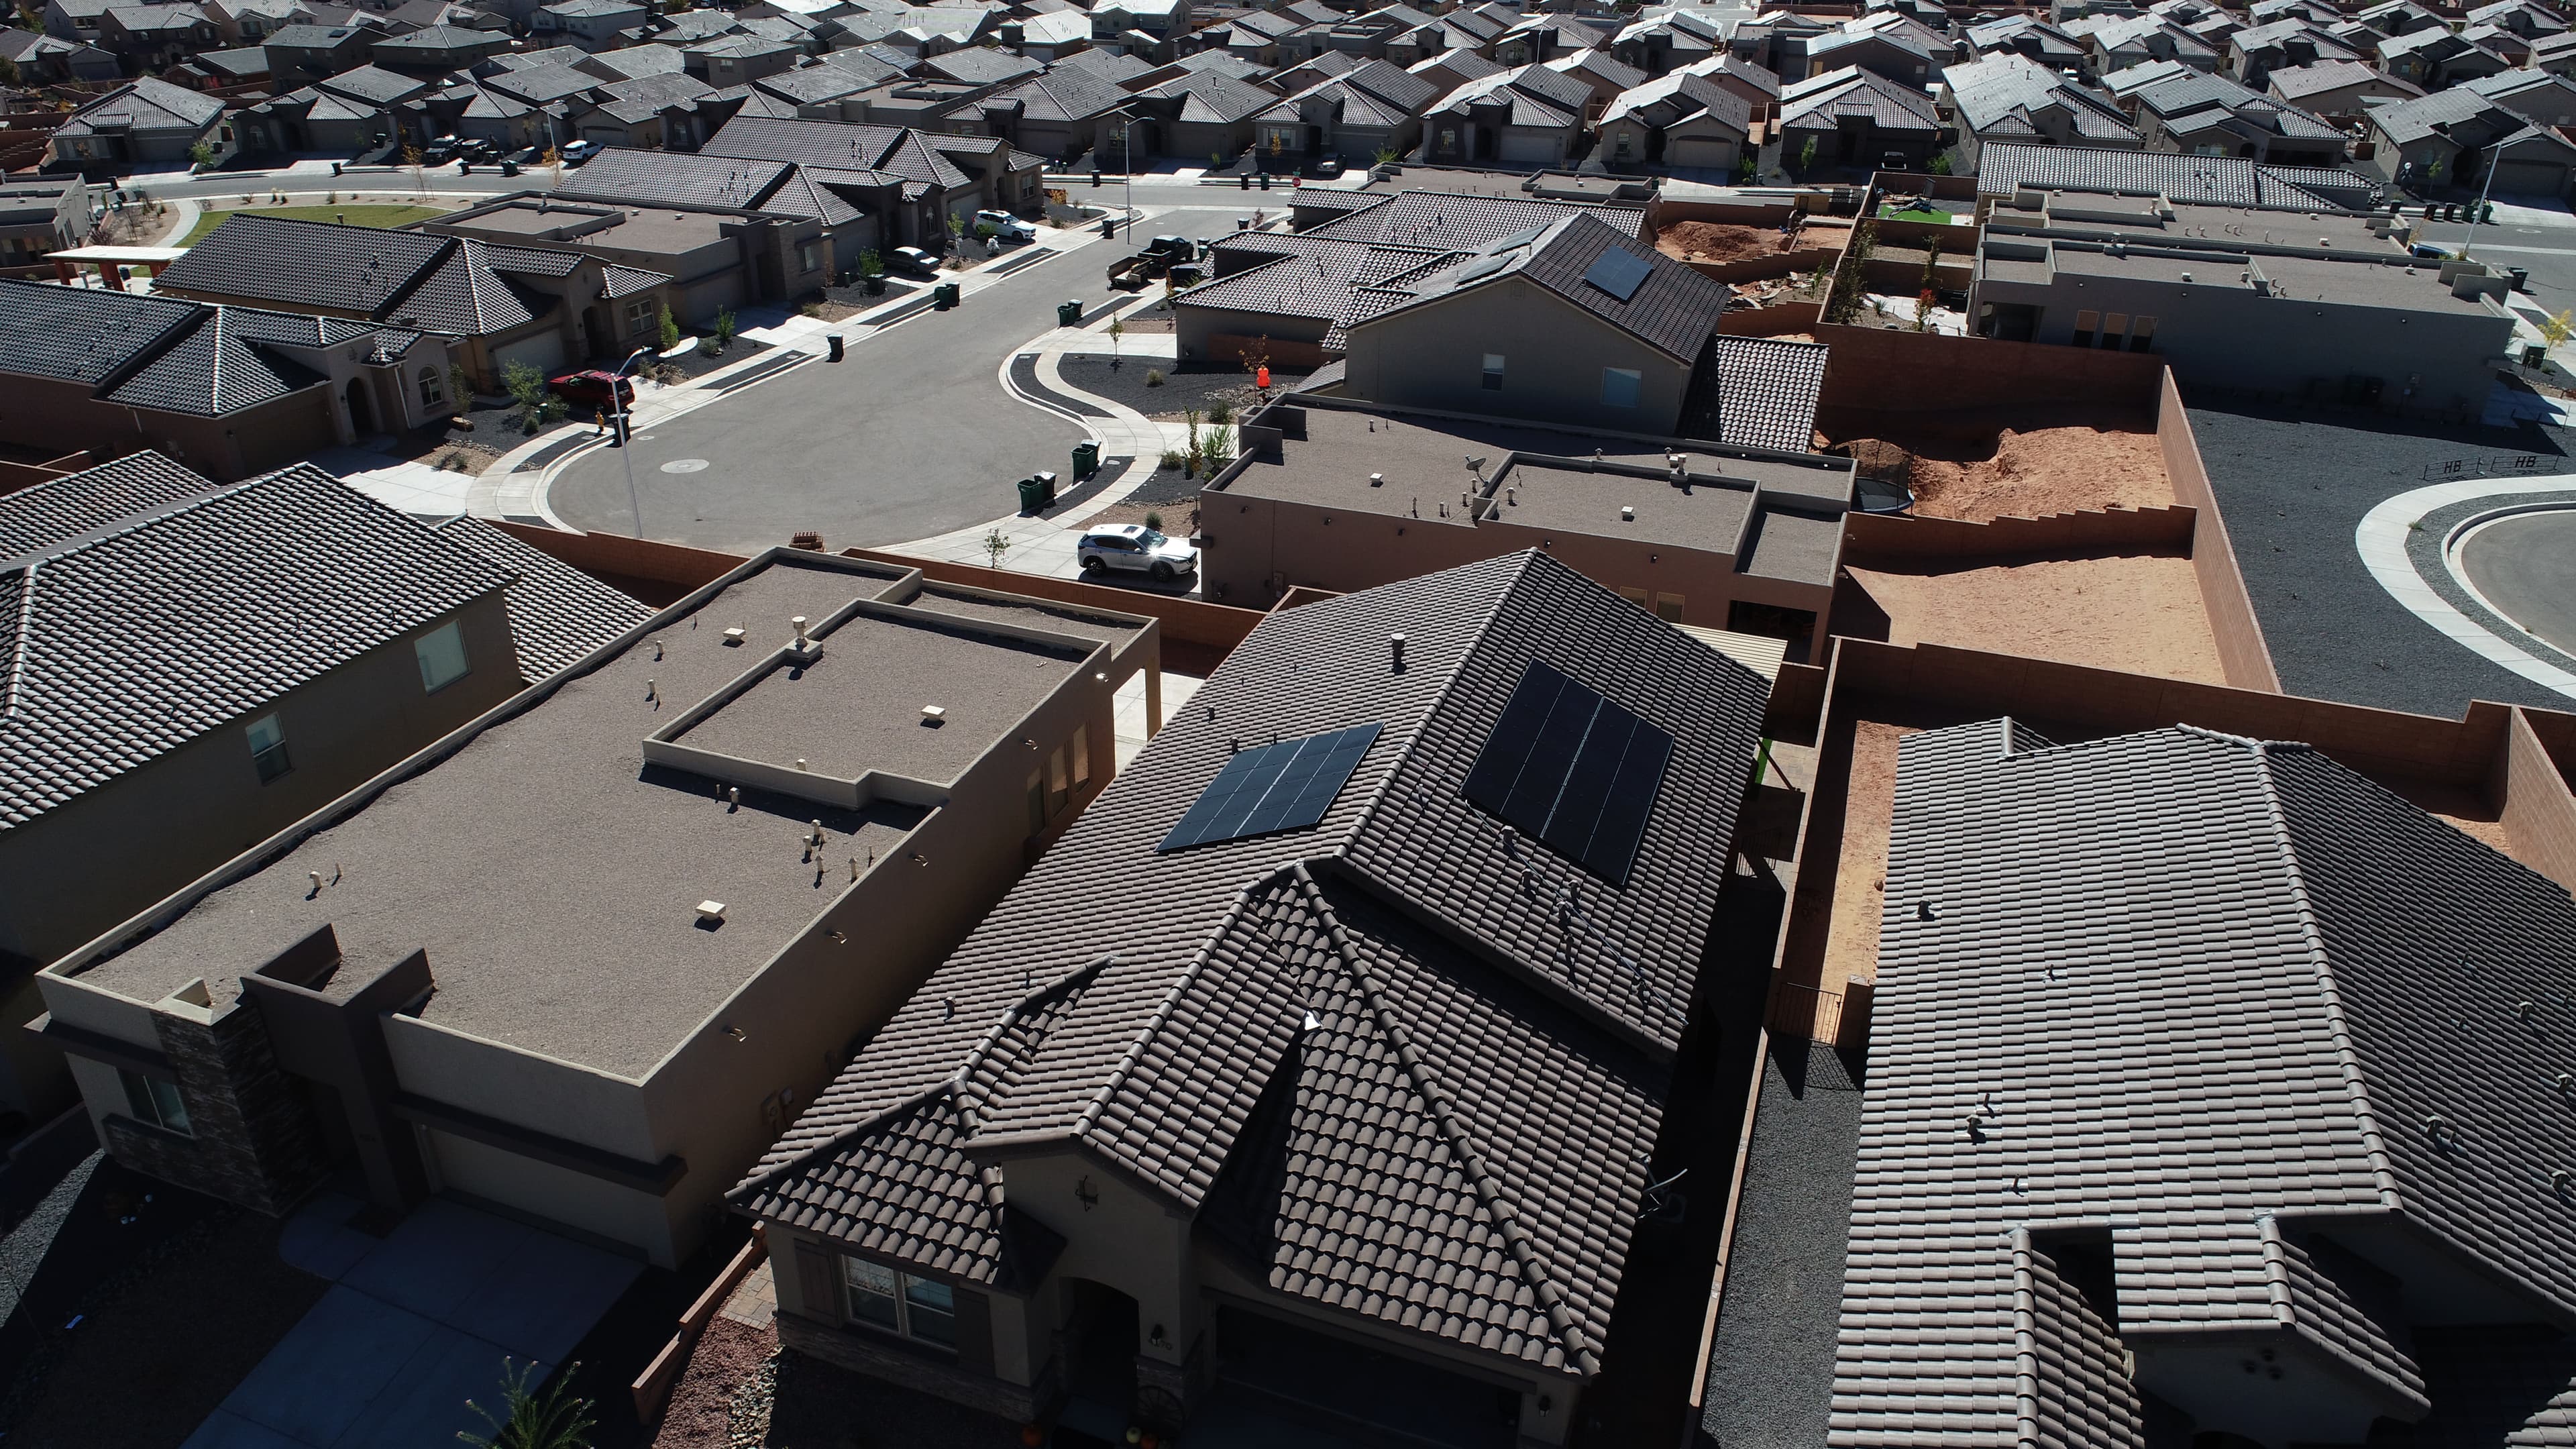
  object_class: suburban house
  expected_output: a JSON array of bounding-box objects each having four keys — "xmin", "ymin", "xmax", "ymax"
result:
[
  {"xmin": 1250, "ymin": 58, "xmax": 1438, "ymax": 167},
  {"xmin": 976, "ymin": 66, "xmax": 1128, "ymax": 163},
  {"xmin": 731, "ymin": 549, "xmax": 1772, "ymax": 1442},
  {"xmin": 2263, "ymin": 57, "xmax": 2420, "ymax": 121},
  {"xmin": 0, "ymin": 180, "xmax": 94, "ymax": 268},
  {"xmin": 698, "ymin": 113, "xmax": 1038, "ymax": 245},
  {"xmin": 370, "ymin": 21, "xmax": 509, "ymax": 74},
  {"xmin": 150, "ymin": 213, "xmax": 670, "ymax": 389},
  {"xmin": 427, "ymin": 184, "xmax": 830, "ymax": 327},
  {"xmin": 1595, "ymin": 70, "xmax": 1752, "ymax": 174},
  {"xmin": 531, "ymin": 0, "xmax": 647, "ymax": 52},
  {"xmin": 1488, "ymin": 13, "xmax": 1601, "ymax": 66},
  {"xmin": 260, "ymin": 21, "xmax": 376, "ymax": 88},
  {"xmin": 1776, "ymin": 66, "xmax": 1944, "ymax": 172},
  {"xmin": 166, "ymin": 45, "xmax": 274, "ymax": 89},
  {"xmin": 1786, "ymin": 12, "xmax": 1947, "ymax": 88},
  {"xmin": 1002, "ymin": 7, "xmax": 1091, "ymax": 63},
  {"xmin": 46, "ymin": 77, "xmax": 231, "ymax": 174},
  {"xmin": 1609, "ymin": 5, "xmax": 1729, "ymax": 77},
  {"xmin": 570, "ymin": 70, "xmax": 719, "ymax": 149},
  {"xmin": 96, "ymin": 3, "xmax": 222, "ymax": 72},
  {"xmin": 0, "ymin": 24, "xmax": 120, "ymax": 80},
  {"xmin": 1941, "ymin": 55, "xmax": 2143, "ymax": 170},
  {"xmin": 1960, "ymin": 13, "xmax": 2090, "ymax": 72},
  {"xmin": 2530, "ymin": 28, "xmax": 2576, "ymax": 78},
  {"xmin": 2063, "ymin": 13, "xmax": 2222, "ymax": 76},
  {"xmin": 2131, "ymin": 70, "xmax": 2345, "ymax": 164},
  {"xmin": 40, "ymin": 0, "xmax": 117, "ymax": 44},
  {"xmin": 36, "ymin": 548, "xmax": 1155, "ymax": 1269},
  {"xmin": 1674, "ymin": 52, "xmax": 1780, "ymax": 123},
  {"xmin": 2362, "ymin": 85, "xmax": 2576, "ymax": 194},
  {"xmin": 0, "ymin": 278, "xmax": 465, "ymax": 472},
  {"xmin": 1820, "ymin": 718, "xmax": 2576, "ymax": 1445},
  {"xmin": 0, "ymin": 449, "xmax": 639, "ymax": 1122},
  {"xmin": 1417, "ymin": 62, "xmax": 1594, "ymax": 168},
  {"xmin": 1201, "ymin": 380, "xmax": 1844, "ymax": 651},
  {"xmin": 1122, "ymin": 68, "xmax": 1274, "ymax": 164},
  {"xmin": 1970, "ymin": 187, "xmax": 2516, "ymax": 411},
  {"xmin": 1974, "ymin": 140, "xmax": 2380, "ymax": 211},
  {"xmin": 1540, "ymin": 47, "xmax": 1647, "ymax": 113},
  {"xmin": 2375, "ymin": 25, "xmax": 2511, "ymax": 89},
  {"xmin": 2461, "ymin": 66, "xmax": 2576, "ymax": 127}
]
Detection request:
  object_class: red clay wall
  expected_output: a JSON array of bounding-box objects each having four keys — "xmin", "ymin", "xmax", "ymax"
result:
[
  {"xmin": 1812, "ymin": 325, "xmax": 2165, "ymax": 434},
  {"xmin": 2500, "ymin": 707, "xmax": 2576, "ymax": 892},
  {"xmin": 1719, "ymin": 303, "xmax": 1822, "ymax": 337},
  {"xmin": 2156, "ymin": 370, "xmax": 2282, "ymax": 693},
  {"xmin": 1841, "ymin": 503, "xmax": 2196, "ymax": 564},
  {"xmin": 492, "ymin": 523, "xmax": 749, "ymax": 602}
]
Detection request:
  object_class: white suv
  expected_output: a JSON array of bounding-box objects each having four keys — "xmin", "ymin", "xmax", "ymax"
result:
[
  {"xmin": 974, "ymin": 209, "xmax": 1038, "ymax": 244},
  {"xmin": 1077, "ymin": 523, "xmax": 1198, "ymax": 581}
]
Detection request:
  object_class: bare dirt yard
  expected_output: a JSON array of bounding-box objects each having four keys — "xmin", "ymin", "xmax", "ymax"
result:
[
  {"xmin": 1824, "ymin": 411, "xmax": 2172, "ymax": 522},
  {"xmin": 1656, "ymin": 221, "xmax": 1794, "ymax": 264},
  {"xmin": 1844, "ymin": 553, "xmax": 2226, "ymax": 686},
  {"xmin": 1818, "ymin": 719, "xmax": 1915, "ymax": 991}
]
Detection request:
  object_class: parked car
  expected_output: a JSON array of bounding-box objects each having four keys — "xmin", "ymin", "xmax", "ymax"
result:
[
  {"xmin": 1304, "ymin": 158, "xmax": 1342, "ymax": 179},
  {"xmin": 423, "ymin": 134, "xmax": 463, "ymax": 164},
  {"xmin": 558, "ymin": 139, "xmax": 598, "ymax": 165},
  {"xmin": 548, "ymin": 369, "xmax": 635, "ymax": 410},
  {"xmin": 461, "ymin": 138, "xmax": 500, "ymax": 162},
  {"xmin": 501, "ymin": 146, "xmax": 539, "ymax": 166},
  {"xmin": 973, "ymin": 209, "xmax": 1038, "ymax": 243},
  {"xmin": 1077, "ymin": 523, "xmax": 1199, "ymax": 581},
  {"xmin": 888, "ymin": 245, "xmax": 942, "ymax": 276}
]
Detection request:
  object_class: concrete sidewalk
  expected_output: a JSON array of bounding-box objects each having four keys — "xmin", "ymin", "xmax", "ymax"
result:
[{"xmin": 182, "ymin": 1195, "xmax": 639, "ymax": 1449}]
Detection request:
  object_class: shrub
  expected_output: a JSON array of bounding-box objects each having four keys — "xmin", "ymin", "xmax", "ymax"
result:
[
  {"xmin": 188, "ymin": 140, "xmax": 213, "ymax": 168},
  {"xmin": 437, "ymin": 451, "xmax": 469, "ymax": 472},
  {"xmin": 696, "ymin": 336, "xmax": 721, "ymax": 358},
  {"xmin": 1145, "ymin": 368, "xmax": 1165, "ymax": 386},
  {"xmin": 1144, "ymin": 510, "xmax": 1164, "ymax": 531},
  {"xmin": 857, "ymin": 248, "xmax": 884, "ymax": 277},
  {"xmin": 326, "ymin": 191, "xmax": 337, "ymax": 204},
  {"xmin": 800, "ymin": 301, "xmax": 825, "ymax": 318},
  {"xmin": 1929, "ymin": 153, "xmax": 1952, "ymax": 176},
  {"xmin": 1159, "ymin": 449, "xmax": 1185, "ymax": 471},
  {"xmin": 714, "ymin": 307, "xmax": 737, "ymax": 345},
  {"xmin": 973, "ymin": 221, "xmax": 997, "ymax": 241},
  {"xmin": 1207, "ymin": 398, "xmax": 1233, "ymax": 425},
  {"xmin": 657, "ymin": 303, "xmax": 678, "ymax": 350}
]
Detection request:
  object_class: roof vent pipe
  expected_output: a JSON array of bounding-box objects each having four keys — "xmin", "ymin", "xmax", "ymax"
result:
[
  {"xmin": 1389, "ymin": 633, "xmax": 1406, "ymax": 672},
  {"xmin": 1369, "ymin": 472, "xmax": 1383, "ymax": 486},
  {"xmin": 792, "ymin": 614, "xmax": 810, "ymax": 645}
]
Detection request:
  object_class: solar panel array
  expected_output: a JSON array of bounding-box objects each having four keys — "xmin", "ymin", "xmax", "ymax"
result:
[
  {"xmin": 1158, "ymin": 723, "xmax": 1385, "ymax": 852},
  {"xmin": 1582, "ymin": 245, "xmax": 1652, "ymax": 303},
  {"xmin": 1462, "ymin": 661, "xmax": 1670, "ymax": 885}
]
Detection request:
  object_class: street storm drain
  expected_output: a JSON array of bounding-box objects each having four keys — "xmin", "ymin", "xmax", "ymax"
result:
[{"xmin": 661, "ymin": 459, "xmax": 710, "ymax": 474}]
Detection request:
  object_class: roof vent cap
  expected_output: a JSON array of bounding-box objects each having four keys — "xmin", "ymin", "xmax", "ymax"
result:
[
  {"xmin": 722, "ymin": 626, "xmax": 747, "ymax": 645},
  {"xmin": 695, "ymin": 899, "xmax": 727, "ymax": 923}
]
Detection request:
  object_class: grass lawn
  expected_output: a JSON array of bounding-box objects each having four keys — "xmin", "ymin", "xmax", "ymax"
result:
[
  {"xmin": 178, "ymin": 203, "xmax": 445, "ymax": 246},
  {"xmin": 1877, "ymin": 206, "xmax": 1960, "ymax": 224}
]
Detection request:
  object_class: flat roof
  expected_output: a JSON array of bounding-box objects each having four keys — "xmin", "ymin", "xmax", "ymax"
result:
[
  {"xmin": 76, "ymin": 553, "xmax": 1113, "ymax": 1077},
  {"xmin": 2047, "ymin": 242, "xmax": 2504, "ymax": 313},
  {"xmin": 1218, "ymin": 403, "xmax": 1853, "ymax": 582},
  {"xmin": 443, "ymin": 201, "xmax": 731, "ymax": 253}
]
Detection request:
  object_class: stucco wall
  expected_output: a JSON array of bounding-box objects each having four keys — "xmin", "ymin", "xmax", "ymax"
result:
[{"xmin": 1341, "ymin": 276, "xmax": 1693, "ymax": 434}]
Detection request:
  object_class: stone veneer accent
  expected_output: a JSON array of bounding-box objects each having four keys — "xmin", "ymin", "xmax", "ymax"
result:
[
  {"xmin": 777, "ymin": 1312, "xmax": 1038, "ymax": 1423},
  {"xmin": 101, "ymin": 1000, "xmax": 329, "ymax": 1216}
]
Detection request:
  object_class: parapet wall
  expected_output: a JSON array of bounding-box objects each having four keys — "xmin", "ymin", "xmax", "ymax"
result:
[
  {"xmin": 2155, "ymin": 369, "xmax": 2281, "ymax": 693},
  {"xmin": 1841, "ymin": 503, "xmax": 2196, "ymax": 564}
]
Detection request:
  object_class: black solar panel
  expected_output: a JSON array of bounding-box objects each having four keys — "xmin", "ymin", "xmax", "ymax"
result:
[
  {"xmin": 1159, "ymin": 723, "xmax": 1384, "ymax": 852},
  {"xmin": 1462, "ymin": 661, "xmax": 1670, "ymax": 885},
  {"xmin": 1582, "ymin": 245, "xmax": 1652, "ymax": 303}
]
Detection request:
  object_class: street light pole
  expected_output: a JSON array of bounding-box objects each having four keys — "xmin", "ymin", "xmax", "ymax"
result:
[
  {"xmin": 2461, "ymin": 131, "xmax": 2538, "ymax": 264},
  {"xmin": 612, "ymin": 344, "xmax": 653, "ymax": 537}
]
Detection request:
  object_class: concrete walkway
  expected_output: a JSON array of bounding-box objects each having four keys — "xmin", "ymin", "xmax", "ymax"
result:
[{"xmin": 182, "ymin": 1195, "xmax": 640, "ymax": 1449}]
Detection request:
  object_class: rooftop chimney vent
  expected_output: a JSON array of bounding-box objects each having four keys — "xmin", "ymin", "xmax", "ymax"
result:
[{"xmin": 1389, "ymin": 633, "xmax": 1406, "ymax": 672}]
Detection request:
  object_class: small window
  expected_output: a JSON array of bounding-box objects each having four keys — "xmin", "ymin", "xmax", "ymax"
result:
[
  {"xmin": 1601, "ymin": 367, "xmax": 1642, "ymax": 409},
  {"xmin": 2102, "ymin": 311, "xmax": 2130, "ymax": 341},
  {"xmin": 624, "ymin": 295, "xmax": 653, "ymax": 334},
  {"xmin": 1481, "ymin": 353, "xmax": 1505, "ymax": 390},
  {"xmin": 798, "ymin": 240, "xmax": 819, "ymax": 272},
  {"xmin": 1615, "ymin": 586, "xmax": 1650, "ymax": 607},
  {"xmin": 2128, "ymin": 315, "xmax": 2157, "ymax": 353},
  {"xmin": 415, "ymin": 620, "xmax": 471, "ymax": 694},
  {"xmin": 1047, "ymin": 744, "xmax": 1069, "ymax": 814},
  {"xmin": 1654, "ymin": 592, "xmax": 1685, "ymax": 622},
  {"xmin": 418, "ymin": 366, "xmax": 443, "ymax": 407},
  {"xmin": 119, "ymin": 1069, "xmax": 192, "ymax": 1134},
  {"xmin": 1026, "ymin": 769, "xmax": 1045, "ymax": 836},
  {"xmin": 1071, "ymin": 724, "xmax": 1092, "ymax": 785},
  {"xmin": 841, "ymin": 1254, "xmax": 957, "ymax": 1349},
  {"xmin": 246, "ymin": 712, "xmax": 290, "ymax": 782},
  {"xmin": 2070, "ymin": 308, "xmax": 2100, "ymax": 347}
]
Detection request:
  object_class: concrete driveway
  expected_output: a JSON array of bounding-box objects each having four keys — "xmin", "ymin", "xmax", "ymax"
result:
[
  {"xmin": 182, "ymin": 1196, "xmax": 640, "ymax": 1449},
  {"xmin": 547, "ymin": 205, "xmax": 1243, "ymax": 555}
]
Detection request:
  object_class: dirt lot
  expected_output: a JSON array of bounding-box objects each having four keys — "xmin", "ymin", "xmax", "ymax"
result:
[
  {"xmin": 1818, "ymin": 720, "xmax": 1917, "ymax": 991},
  {"xmin": 1829, "ymin": 423, "xmax": 2172, "ymax": 522},
  {"xmin": 1656, "ymin": 221, "xmax": 1793, "ymax": 264},
  {"xmin": 1845, "ymin": 553, "xmax": 2226, "ymax": 685},
  {"xmin": 649, "ymin": 1317, "xmax": 775, "ymax": 1449}
]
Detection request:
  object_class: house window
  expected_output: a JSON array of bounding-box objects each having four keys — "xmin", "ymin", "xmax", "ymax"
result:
[
  {"xmin": 841, "ymin": 1256, "xmax": 957, "ymax": 1349},
  {"xmin": 1601, "ymin": 367, "xmax": 1642, "ymax": 409},
  {"xmin": 414, "ymin": 620, "xmax": 471, "ymax": 693},
  {"xmin": 1654, "ymin": 592, "xmax": 1685, "ymax": 622},
  {"xmin": 624, "ymin": 294, "xmax": 654, "ymax": 334},
  {"xmin": 246, "ymin": 712, "xmax": 290, "ymax": 782},
  {"xmin": 1047, "ymin": 743, "xmax": 1069, "ymax": 814},
  {"xmin": 798, "ymin": 240, "xmax": 819, "ymax": 272},
  {"xmin": 2103, "ymin": 312, "xmax": 2130, "ymax": 344},
  {"xmin": 419, "ymin": 366, "xmax": 443, "ymax": 407},
  {"xmin": 1481, "ymin": 353, "xmax": 1505, "ymax": 390},
  {"xmin": 119, "ymin": 1069, "xmax": 193, "ymax": 1134},
  {"xmin": 2129, "ymin": 315, "xmax": 2157, "ymax": 353},
  {"xmin": 2070, "ymin": 309, "xmax": 2100, "ymax": 347},
  {"xmin": 1071, "ymin": 724, "xmax": 1091, "ymax": 785}
]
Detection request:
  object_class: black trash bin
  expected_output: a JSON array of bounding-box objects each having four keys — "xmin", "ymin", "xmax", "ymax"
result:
[
  {"xmin": 1072, "ymin": 440, "xmax": 1100, "ymax": 478},
  {"xmin": 827, "ymin": 333, "xmax": 845, "ymax": 361}
]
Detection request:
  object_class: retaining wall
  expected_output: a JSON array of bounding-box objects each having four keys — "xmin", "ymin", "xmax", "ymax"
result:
[
  {"xmin": 2501, "ymin": 707, "xmax": 2576, "ymax": 891},
  {"xmin": 1812, "ymin": 323, "xmax": 2165, "ymax": 433},
  {"xmin": 491, "ymin": 523, "xmax": 750, "ymax": 604},
  {"xmin": 1841, "ymin": 502, "xmax": 2196, "ymax": 564},
  {"xmin": 2155, "ymin": 369, "xmax": 2281, "ymax": 693},
  {"xmin": 1719, "ymin": 302, "xmax": 1822, "ymax": 336}
]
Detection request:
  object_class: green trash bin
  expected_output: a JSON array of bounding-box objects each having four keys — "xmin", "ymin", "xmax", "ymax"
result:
[
  {"xmin": 1072, "ymin": 439, "xmax": 1100, "ymax": 478},
  {"xmin": 934, "ymin": 281, "xmax": 961, "ymax": 309},
  {"xmin": 1016, "ymin": 475, "xmax": 1046, "ymax": 513},
  {"xmin": 1058, "ymin": 299, "xmax": 1082, "ymax": 327}
]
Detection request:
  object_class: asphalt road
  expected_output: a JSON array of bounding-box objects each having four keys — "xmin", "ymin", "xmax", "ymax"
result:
[
  {"xmin": 551, "ymin": 203, "xmax": 1240, "ymax": 555},
  {"xmin": 2458, "ymin": 508, "xmax": 2576, "ymax": 655},
  {"xmin": 2412, "ymin": 219, "xmax": 2576, "ymax": 317}
]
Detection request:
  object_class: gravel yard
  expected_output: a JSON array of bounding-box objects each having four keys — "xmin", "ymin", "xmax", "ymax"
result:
[
  {"xmin": 1055, "ymin": 353, "xmax": 1303, "ymax": 419},
  {"xmin": 1824, "ymin": 417, "xmax": 2172, "ymax": 522},
  {"xmin": 2184, "ymin": 402, "xmax": 2576, "ymax": 717},
  {"xmin": 651, "ymin": 1319, "xmax": 1027, "ymax": 1449},
  {"xmin": 1817, "ymin": 719, "xmax": 1915, "ymax": 991}
]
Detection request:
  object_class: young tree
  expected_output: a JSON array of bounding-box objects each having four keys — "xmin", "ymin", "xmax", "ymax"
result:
[
  {"xmin": 1183, "ymin": 407, "xmax": 1203, "ymax": 477},
  {"xmin": 1929, "ymin": 153, "xmax": 1952, "ymax": 176},
  {"xmin": 447, "ymin": 361, "xmax": 472, "ymax": 407},
  {"xmin": 460, "ymin": 1360, "xmax": 594, "ymax": 1449},
  {"xmin": 1796, "ymin": 136, "xmax": 1817, "ymax": 176},
  {"xmin": 187, "ymin": 139, "xmax": 213, "ymax": 169},
  {"xmin": 402, "ymin": 143, "xmax": 427, "ymax": 197},
  {"xmin": 656, "ymin": 303, "xmax": 678, "ymax": 352},
  {"xmin": 1821, "ymin": 219, "xmax": 1879, "ymax": 326},
  {"xmin": 979, "ymin": 527, "xmax": 1012, "ymax": 569},
  {"xmin": 2540, "ymin": 309, "xmax": 2574, "ymax": 347},
  {"xmin": 1107, "ymin": 315, "xmax": 1124, "ymax": 367}
]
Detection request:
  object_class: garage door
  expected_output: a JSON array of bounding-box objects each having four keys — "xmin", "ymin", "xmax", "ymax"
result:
[
  {"xmin": 1497, "ymin": 131, "xmax": 1561, "ymax": 166},
  {"xmin": 1206, "ymin": 1305, "xmax": 1518, "ymax": 1448},
  {"xmin": 2492, "ymin": 160, "xmax": 2569, "ymax": 198},
  {"xmin": 490, "ymin": 330, "xmax": 566, "ymax": 378},
  {"xmin": 1670, "ymin": 136, "xmax": 1737, "ymax": 170}
]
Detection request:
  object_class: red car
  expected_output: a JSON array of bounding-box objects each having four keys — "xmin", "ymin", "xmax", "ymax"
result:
[{"xmin": 548, "ymin": 370, "xmax": 635, "ymax": 410}]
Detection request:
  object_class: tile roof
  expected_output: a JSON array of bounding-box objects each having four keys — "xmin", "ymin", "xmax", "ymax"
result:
[
  {"xmin": 987, "ymin": 64, "xmax": 1125, "ymax": 121},
  {"xmin": 735, "ymin": 550, "xmax": 1768, "ymax": 1378},
  {"xmin": 918, "ymin": 42, "xmax": 1036, "ymax": 84},
  {"xmin": 1777, "ymin": 65, "xmax": 1940, "ymax": 133},
  {"xmin": 2265, "ymin": 56, "xmax": 2417, "ymax": 101},
  {"xmin": 1825, "ymin": 718, "xmax": 2576, "ymax": 1446},
  {"xmin": 427, "ymin": 516, "xmax": 649, "ymax": 680},
  {"xmin": 1699, "ymin": 335, "xmax": 1828, "ymax": 453},
  {"xmin": 2136, "ymin": 68, "xmax": 2342, "ymax": 140},
  {"xmin": 53, "ymin": 76, "xmax": 223, "ymax": 138},
  {"xmin": 483, "ymin": 59, "xmax": 600, "ymax": 105},
  {"xmin": 1426, "ymin": 61, "xmax": 1591, "ymax": 128},
  {"xmin": 315, "ymin": 62, "xmax": 430, "ymax": 105},
  {"xmin": 0, "ymin": 456, "xmax": 510, "ymax": 830},
  {"xmin": 0, "ymin": 278, "xmax": 204, "ymax": 388},
  {"xmin": 1352, "ymin": 213, "xmax": 1729, "ymax": 362},
  {"xmin": 1132, "ymin": 68, "xmax": 1276, "ymax": 124},
  {"xmin": 1304, "ymin": 188, "xmax": 1646, "ymax": 250},
  {"xmin": 1942, "ymin": 54, "xmax": 2141, "ymax": 142},
  {"xmin": 702, "ymin": 113, "xmax": 969, "ymax": 190},
  {"xmin": 1974, "ymin": 142, "xmax": 2378, "ymax": 210},
  {"xmin": 0, "ymin": 278, "xmax": 422, "ymax": 418},
  {"xmin": 585, "ymin": 69, "xmax": 714, "ymax": 122},
  {"xmin": 596, "ymin": 262, "xmax": 670, "ymax": 298},
  {"xmin": 1600, "ymin": 70, "xmax": 1752, "ymax": 133}
]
